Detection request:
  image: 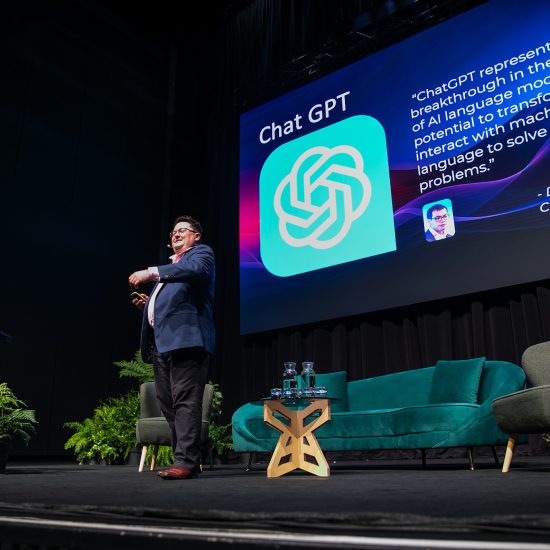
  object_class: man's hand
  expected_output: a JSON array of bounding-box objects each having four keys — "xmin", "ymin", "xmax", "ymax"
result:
[
  {"xmin": 131, "ymin": 295, "xmax": 148, "ymax": 311},
  {"xmin": 129, "ymin": 269, "xmax": 151, "ymax": 288}
]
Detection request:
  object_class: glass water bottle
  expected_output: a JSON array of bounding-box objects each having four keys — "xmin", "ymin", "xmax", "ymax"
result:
[
  {"xmin": 301, "ymin": 361, "xmax": 316, "ymax": 393},
  {"xmin": 282, "ymin": 362, "xmax": 298, "ymax": 395}
]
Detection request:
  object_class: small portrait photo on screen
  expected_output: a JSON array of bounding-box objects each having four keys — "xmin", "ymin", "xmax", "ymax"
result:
[{"xmin": 423, "ymin": 199, "xmax": 456, "ymax": 243}]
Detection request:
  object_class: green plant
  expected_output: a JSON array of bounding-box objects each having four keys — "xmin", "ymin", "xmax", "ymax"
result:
[
  {"xmin": 208, "ymin": 381, "xmax": 233, "ymax": 456},
  {"xmin": 0, "ymin": 382, "xmax": 37, "ymax": 445},
  {"xmin": 113, "ymin": 350, "xmax": 153, "ymax": 385},
  {"xmin": 64, "ymin": 351, "xmax": 151, "ymax": 464},
  {"xmin": 64, "ymin": 392, "xmax": 140, "ymax": 464},
  {"xmin": 208, "ymin": 422, "xmax": 233, "ymax": 455},
  {"xmin": 63, "ymin": 350, "xmax": 233, "ymax": 466}
]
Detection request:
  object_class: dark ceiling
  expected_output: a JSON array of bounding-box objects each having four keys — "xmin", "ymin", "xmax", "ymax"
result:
[{"xmin": 78, "ymin": 0, "xmax": 488, "ymax": 108}]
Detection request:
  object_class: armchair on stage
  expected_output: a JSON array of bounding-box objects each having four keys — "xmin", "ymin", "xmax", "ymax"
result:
[
  {"xmin": 136, "ymin": 382, "xmax": 214, "ymax": 472},
  {"xmin": 492, "ymin": 341, "xmax": 550, "ymax": 473},
  {"xmin": 232, "ymin": 359, "xmax": 526, "ymax": 469}
]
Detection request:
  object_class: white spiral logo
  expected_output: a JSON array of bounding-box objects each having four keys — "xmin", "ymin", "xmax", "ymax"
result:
[{"xmin": 274, "ymin": 145, "xmax": 372, "ymax": 249}]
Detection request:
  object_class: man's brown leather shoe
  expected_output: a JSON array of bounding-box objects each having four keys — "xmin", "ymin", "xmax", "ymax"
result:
[{"xmin": 158, "ymin": 466, "xmax": 197, "ymax": 480}]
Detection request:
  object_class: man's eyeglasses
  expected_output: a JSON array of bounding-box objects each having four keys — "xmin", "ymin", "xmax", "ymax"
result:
[
  {"xmin": 431, "ymin": 214, "xmax": 448, "ymax": 222},
  {"xmin": 169, "ymin": 227, "xmax": 195, "ymax": 238}
]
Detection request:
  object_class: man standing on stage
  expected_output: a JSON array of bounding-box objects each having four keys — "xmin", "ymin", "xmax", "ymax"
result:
[{"xmin": 129, "ymin": 215, "xmax": 215, "ymax": 480}]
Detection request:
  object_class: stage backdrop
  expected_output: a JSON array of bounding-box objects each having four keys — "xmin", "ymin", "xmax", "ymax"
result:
[{"xmin": 3, "ymin": 0, "xmax": 550, "ymax": 458}]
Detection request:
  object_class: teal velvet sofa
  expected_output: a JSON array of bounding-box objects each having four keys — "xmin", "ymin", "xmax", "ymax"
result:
[{"xmin": 232, "ymin": 358, "xmax": 526, "ymax": 460}]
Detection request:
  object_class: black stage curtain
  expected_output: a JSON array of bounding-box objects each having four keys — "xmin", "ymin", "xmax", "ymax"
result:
[
  {"xmin": 183, "ymin": 0, "xmax": 550, "ymax": 427},
  {"xmin": 4, "ymin": 0, "xmax": 548, "ymax": 455},
  {"xmin": 0, "ymin": 0, "xmax": 170, "ymax": 455}
]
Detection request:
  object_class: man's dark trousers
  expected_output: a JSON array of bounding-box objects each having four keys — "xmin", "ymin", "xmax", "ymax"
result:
[{"xmin": 153, "ymin": 346, "xmax": 209, "ymax": 471}]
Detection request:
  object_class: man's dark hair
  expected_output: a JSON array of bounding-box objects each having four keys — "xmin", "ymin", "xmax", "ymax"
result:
[
  {"xmin": 426, "ymin": 204, "xmax": 447, "ymax": 220},
  {"xmin": 173, "ymin": 215, "xmax": 203, "ymax": 235}
]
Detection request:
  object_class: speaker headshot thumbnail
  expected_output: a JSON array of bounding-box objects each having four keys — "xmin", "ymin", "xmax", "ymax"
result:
[{"xmin": 423, "ymin": 199, "xmax": 455, "ymax": 242}]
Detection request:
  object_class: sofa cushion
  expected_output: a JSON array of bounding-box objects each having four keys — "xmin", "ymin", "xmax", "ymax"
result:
[
  {"xmin": 136, "ymin": 417, "xmax": 171, "ymax": 445},
  {"xmin": 347, "ymin": 367, "xmax": 434, "ymax": 411},
  {"xmin": 316, "ymin": 404, "xmax": 480, "ymax": 439},
  {"xmin": 316, "ymin": 371, "xmax": 347, "ymax": 412},
  {"xmin": 234, "ymin": 403, "xmax": 480, "ymax": 446},
  {"xmin": 429, "ymin": 357, "xmax": 485, "ymax": 404}
]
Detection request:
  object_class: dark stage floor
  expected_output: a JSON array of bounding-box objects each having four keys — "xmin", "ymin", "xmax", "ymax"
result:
[{"xmin": 1, "ymin": 456, "xmax": 550, "ymax": 549}]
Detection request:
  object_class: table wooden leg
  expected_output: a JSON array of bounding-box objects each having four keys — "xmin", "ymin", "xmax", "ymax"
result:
[{"xmin": 264, "ymin": 399, "xmax": 330, "ymax": 478}]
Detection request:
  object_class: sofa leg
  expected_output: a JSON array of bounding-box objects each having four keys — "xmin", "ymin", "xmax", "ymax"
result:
[
  {"xmin": 245, "ymin": 452, "xmax": 255, "ymax": 471},
  {"xmin": 467, "ymin": 447, "xmax": 475, "ymax": 471},
  {"xmin": 421, "ymin": 449, "xmax": 426, "ymax": 468},
  {"xmin": 138, "ymin": 446, "xmax": 148, "ymax": 473},
  {"xmin": 502, "ymin": 435, "xmax": 517, "ymax": 473},
  {"xmin": 491, "ymin": 446, "xmax": 500, "ymax": 468}
]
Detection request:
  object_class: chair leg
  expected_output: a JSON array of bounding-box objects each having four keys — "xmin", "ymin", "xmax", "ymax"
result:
[
  {"xmin": 467, "ymin": 447, "xmax": 475, "ymax": 471},
  {"xmin": 491, "ymin": 446, "xmax": 500, "ymax": 468},
  {"xmin": 138, "ymin": 446, "xmax": 148, "ymax": 473},
  {"xmin": 150, "ymin": 445, "xmax": 159, "ymax": 471},
  {"xmin": 420, "ymin": 449, "xmax": 426, "ymax": 468},
  {"xmin": 502, "ymin": 435, "xmax": 517, "ymax": 473}
]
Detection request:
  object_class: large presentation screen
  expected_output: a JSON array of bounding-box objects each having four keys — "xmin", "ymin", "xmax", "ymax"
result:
[{"xmin": 239, "ymin": 0, "xmax": 550, "ymax": 335}]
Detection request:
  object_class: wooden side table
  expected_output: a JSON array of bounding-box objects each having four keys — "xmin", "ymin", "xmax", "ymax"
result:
[{"xmin": 263, "ymin": 398, "xmax": 331, "ymax": 478}]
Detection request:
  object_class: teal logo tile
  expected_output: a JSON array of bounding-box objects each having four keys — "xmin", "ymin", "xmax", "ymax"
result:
[{"xmin": 259, "ymin": 115, "xmax": 396, "ymax": 277}]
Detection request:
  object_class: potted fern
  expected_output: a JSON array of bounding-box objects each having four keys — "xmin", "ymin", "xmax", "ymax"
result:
[
  {"xmin": 64, "ymin": 351, "xmax": 233, "ymax": 467},
  {"xmin": 0, "ymin": 382, "xmax": 38, "ymax": 473},
  {"xmin": 64, "ymin": 351, "xmax": 151, "ymax": 465}
]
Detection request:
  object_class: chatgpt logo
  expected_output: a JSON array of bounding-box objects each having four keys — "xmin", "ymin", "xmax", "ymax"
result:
[{"xmin": 259, "ymin": 115, "xmax": 396, "ymax": 277}]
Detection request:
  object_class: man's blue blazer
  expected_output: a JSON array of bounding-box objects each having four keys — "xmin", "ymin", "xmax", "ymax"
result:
[{"xmin": 140, "ymin": 243, "xmax": 216, "ymax": 362}]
